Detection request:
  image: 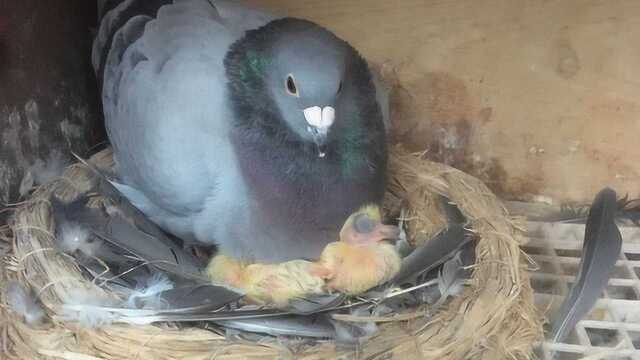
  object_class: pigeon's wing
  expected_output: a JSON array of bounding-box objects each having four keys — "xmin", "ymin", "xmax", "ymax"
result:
[
  {"xmin": 99, "ymin": 1, "xmax": 231, "ymax": 216},
  {"xmin": 96, "ymin": 0, "xmax": 275, "ymax": 226}
]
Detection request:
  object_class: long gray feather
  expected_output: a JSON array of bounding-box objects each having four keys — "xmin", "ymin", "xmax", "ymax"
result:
[
  {"xmin": 218, "ymin": 315, "xmax": 335, "ymax": 338},
  {"xmin": 69, "ymin": 153, "xmax": 208, "ymax": 281},
  {"xmin": 549, "ymin": 187, "xmax": 622, "ymax": 343},
  {"xmin": 52, "ymin": 196, "xmax": 245, "ymax": 314},
  {"xmin": 287, "ymin": 293, "xmax": 347, "ymax": 315},
  {"xmin": 390, "ymin": 224, "xmax": 470, "ymax": 285},
  {"xmin": 389, "ymin": 196, "xmax": 471, "ymax": 285},
  {"xmin": 53, "ymin": 154, "xmax": 245, "ymax": 315}
]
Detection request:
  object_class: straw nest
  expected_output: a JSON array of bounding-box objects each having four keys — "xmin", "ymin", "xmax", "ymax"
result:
[{"xmin": 1, "ymin": 146, "xmax": 542, "ymax": 359}]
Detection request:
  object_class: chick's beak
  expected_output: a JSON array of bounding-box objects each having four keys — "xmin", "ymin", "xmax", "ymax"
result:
[{"xmin": 304, "ymin": 106, "xmax": 335, "ymax": 158}]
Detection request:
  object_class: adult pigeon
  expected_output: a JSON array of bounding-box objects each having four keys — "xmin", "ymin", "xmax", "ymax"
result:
[{"xmin": 93, "ymin": 0, "xmax": 389, "ymax": 262}]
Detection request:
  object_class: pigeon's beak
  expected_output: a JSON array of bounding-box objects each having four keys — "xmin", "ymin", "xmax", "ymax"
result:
[{"xmin": 304, "ymin": 106, "xmax": 335, "ymax": 158}]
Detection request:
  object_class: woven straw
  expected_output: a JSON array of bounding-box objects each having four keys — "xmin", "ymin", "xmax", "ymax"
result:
[{"xmin": 0, "ymin": 146, "xmax": 542, "ymax": 359}]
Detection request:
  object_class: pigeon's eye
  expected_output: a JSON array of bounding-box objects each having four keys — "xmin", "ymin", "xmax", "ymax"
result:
[{"xmin": 285, "ymin": 74, "xmax": 299, "ymax": 97}]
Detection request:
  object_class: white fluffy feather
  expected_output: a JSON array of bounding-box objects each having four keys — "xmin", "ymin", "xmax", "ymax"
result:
[
  {"xmin": 59, "ymin": 275, "xmax": 174, "ymax": 328},
  {"xmin": 436, "ymin": 252, "xmax": 466, "ymax": 306},
  {"xmin": 59, "ymin": 288, "xmax": 120, "ymax": 328},
  {"xmin": 57, "ymin": 221, "xmax": 100, "ymax": 256},
  {"xmin": 5, "ymin": 281, "xmax": 46, "ymax": 326},
  {"xmin": 30, "ymin": 149, "xmax": 70, "ymax": 186},
  {"xmin": 331, "ymin": 307, "xmax": 378, "ymax": 344},
  {"xmin": 124, "ymin": 273, "xmax": 174, "ymax": 310},
  {"xmin": 18, "ymin": 170, "xmax": 35, "ymax": 197}
]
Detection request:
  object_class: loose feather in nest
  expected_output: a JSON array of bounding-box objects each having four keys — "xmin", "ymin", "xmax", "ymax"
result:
[
  {"xmin": 434, "ymin": 251, "xmax": 467, "ymax": 307},
  {"xmin": 59, "ymin": 288, "xmax": 120, "ymax": 328},
  {"xmin": 549, "ymin": 188, "xmax": 622, "ymax": 343},
  {"xmin": 219, "ymin": 314, "xmax": 336, "ymax": 339},
  {"xmin": 4, "ymin": 281, "xmax": 46, "ymax": 326},
  {"xmin": 19, "ymin": 150, "xmax": 71, "ymax": 196},
  {"xmin": 31, "ymin": 150, "xmax": 71, "ymax": 186},
  {"xmin": 331, "ymin": 306, "xmax": 379, "ymax": 344},
  {"xmin": 123, "ymin": 273, "xmax": 174, "ymax": 310}
]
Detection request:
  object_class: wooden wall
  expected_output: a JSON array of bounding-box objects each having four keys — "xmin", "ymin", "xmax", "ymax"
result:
[
  {"xmin": 0, "ymin": 1, "xmax": 101, "ymax": 214},
  {"xmin": 249, "ymin": 0, "xmax": 640, "ymax": 204}
]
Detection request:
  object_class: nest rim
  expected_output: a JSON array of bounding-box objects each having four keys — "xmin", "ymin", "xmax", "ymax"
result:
[{"xmin": 1, "ymin": 146, "xmax": 542, "ymax": 360}]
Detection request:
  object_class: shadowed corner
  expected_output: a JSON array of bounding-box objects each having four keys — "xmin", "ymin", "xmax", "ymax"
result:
[
  {"xmin": 0, "ymin": 11, "xmax": 9, "ymax": 99},
  {"xmin": 0, "ymin": 15, "xmax": 7, "ymax": 72}
]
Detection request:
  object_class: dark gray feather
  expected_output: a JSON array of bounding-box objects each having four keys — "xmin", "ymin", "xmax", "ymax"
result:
[
  {"xmin": 155, "ymin": 284, "xmax": 244, "ymax": 314},
  {"xmin": 131, "ymin": 308, "xmax": 289, "ymax": 323},
  {"xmin": 69, "ymin": 153, "xmax": 208, "ymax": 281},
  {"xmin": 217, "ymin": 315, "xmax": 335, "ymax": 338},
  {"xmin": 287, "ymin": 293, "xmax": 347, "ymax": 315},
  {"xmin": 52, "ymin": 195, "xmax": 245, "ymax": 314},
  {"xmin": 389, "ymin": 196, "xmax": 471, "ymax": 285},
  {"xmin": 51, "ymin": 154, "xmax": 246, "ymax": 317},
  {"xmin": 389, "ymin": 224, "xmax": 470, "ymax": 286},
  {"xmin": 549, "ymin": 187, "xmax": 622, "ymax": 343}
]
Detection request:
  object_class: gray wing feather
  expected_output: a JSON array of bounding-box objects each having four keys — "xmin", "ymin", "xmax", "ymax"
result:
[
  {"xmin": 550, "ymin": 188, "xmax": 622, "ymax": 343},
  {"xmin": 218, "ymin": 315, "xmax": 335, "ymax": 338},
  {"xmin": 99, "ymin": 0, "xmax": 276, "ymax": 246}
]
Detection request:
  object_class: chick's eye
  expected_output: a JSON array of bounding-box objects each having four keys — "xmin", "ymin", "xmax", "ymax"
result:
[
  {"xmin": 353, "ymin": 214, "xmax": 375, "ymax": 234},
  {"xmin": 285, "ymin": 74, "xmax": 298, "ymax": 97}
]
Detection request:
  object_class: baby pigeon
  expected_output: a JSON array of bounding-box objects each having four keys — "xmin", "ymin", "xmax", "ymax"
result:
[
  {"xmin": 206, "ymin": 204, "xmax": 401, "ymax": 306},
  {"xmin": 316, "ymin": 204, "xmax": 402, "ymax": 294},
  {"xmin": 94, "ymin": 0, "xmax": 389, "ymax": 262}
]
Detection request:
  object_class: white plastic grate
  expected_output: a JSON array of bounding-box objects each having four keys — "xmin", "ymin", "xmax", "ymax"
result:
[{"xmin": 524, "ymin": 221, "xmax": 640, "ymax": 359}]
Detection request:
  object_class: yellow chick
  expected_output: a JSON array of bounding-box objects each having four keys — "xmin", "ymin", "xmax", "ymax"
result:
[
  {"xmin": 207, "ymin": 255, "xmax": 326, "ymax": 307},
  {"xmin": 206, "ymin": 205, "xmax": 401, "ymax": 306},
  {"xmin": 313, "ymin": 205, "xmax": 402, "ymax": 294}
]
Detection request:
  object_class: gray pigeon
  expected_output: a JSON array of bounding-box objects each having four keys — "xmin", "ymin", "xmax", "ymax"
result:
[{"xmin": 93, "ymin": 0, "xmax": 389, "ymax": 262}]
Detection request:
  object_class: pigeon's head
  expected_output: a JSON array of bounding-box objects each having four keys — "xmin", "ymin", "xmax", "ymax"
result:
[
  {"xmin": 226, "ymin": 18, "xmax": 383, "ymax": 159},
  {"xmin": 266, "ymin": 31, "xmax": 347, "ymax": 157}
]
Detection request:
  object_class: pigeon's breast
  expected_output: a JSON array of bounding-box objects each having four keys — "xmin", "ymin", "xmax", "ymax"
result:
[{"xmin": 232, "ymin": 138, "xmax": 385, "ymax": 261}]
